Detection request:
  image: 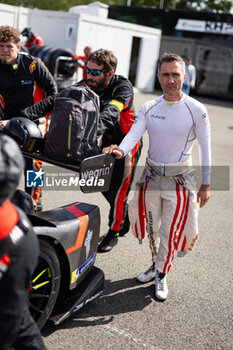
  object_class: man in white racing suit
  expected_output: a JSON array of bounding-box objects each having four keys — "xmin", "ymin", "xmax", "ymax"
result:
[{"xmin": 102, "ymin": 53, "xmax": 211, "ymax": 301}]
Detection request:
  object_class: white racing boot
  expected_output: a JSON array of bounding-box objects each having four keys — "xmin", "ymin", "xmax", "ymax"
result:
[
  {"xmin": 136, "ymin": 263, "xmax": 156, "ymax": 283},
  {"xmin": 155, "ymin": 271, "xmax": 168, "ymax": 301}
]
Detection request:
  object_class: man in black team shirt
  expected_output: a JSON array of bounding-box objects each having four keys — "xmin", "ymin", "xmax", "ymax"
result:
[
  {"xmin": 0, "ymin": 25, "xmax": 57, "ymax": 210},
  {"xmin": 21, "ymin": 48, "xmax": 142, "ymax": 252}
]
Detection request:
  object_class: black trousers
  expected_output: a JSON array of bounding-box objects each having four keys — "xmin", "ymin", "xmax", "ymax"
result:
[{"xmin": 0, "ymin": 228, "xmax": 47, "ymax": 350}]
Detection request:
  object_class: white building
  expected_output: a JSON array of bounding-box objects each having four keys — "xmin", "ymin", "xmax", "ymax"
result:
[{"xmin": 0, "ymin": 2, "xmax": 161, "ymax": 91}]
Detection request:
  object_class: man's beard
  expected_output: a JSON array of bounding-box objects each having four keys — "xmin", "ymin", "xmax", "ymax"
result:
[
  {"xmin": 0, "ymin": 56, "xmax": 15, "ymax": 65},
  {"xmin": 1, "ymin": 57, "xmax": 10, "ymax": 64},
  {"xmin": 86, "ymin": 75, "xmax": 108, "ymax": 93}
]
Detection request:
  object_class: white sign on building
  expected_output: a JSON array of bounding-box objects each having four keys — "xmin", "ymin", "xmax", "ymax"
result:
[{"xmin": 176, "ymin": 18, "xmax": 233, "ymax": 35}]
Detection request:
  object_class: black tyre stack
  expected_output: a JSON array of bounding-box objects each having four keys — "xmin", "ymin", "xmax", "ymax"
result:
[{"xmin": 28, "ymin": 46, "xmax": 76, "ymax": 78}]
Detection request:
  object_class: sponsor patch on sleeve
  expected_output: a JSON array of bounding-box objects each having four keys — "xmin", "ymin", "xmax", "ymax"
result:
[
  {"xmin": 29, "ymin": 60, "xmax": 37, "ymax": 73},
  {"xmin": 109, "ymin": 99, "xmax": 124, "ymax": 111}
]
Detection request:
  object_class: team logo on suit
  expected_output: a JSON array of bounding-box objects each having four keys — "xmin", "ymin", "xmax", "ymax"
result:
[{"xmin": 29, "ymin": 60, "xmax": 37, "ymax": 73}]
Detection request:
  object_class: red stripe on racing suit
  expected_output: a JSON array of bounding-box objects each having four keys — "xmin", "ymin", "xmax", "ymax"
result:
[
  {"xmin": 0, "ymin": 200, "xmax": 19, "ymax": 241},
  {"xmin": 163, "ymin": 183, "xmax": 190, "ymax": 274},
  {"xmin": 111, "ymin": 139, "xmax": 141, "ymax": 232}
]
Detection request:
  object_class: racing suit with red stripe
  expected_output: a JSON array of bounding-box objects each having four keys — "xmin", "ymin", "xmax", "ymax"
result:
[
  {"xmin": 0, "ymin": 52, "xmax": 57, "ymax": 205},
  {"xmin": 0, "ymin": 200, "xmax": 46, "ymax": 350},
  {"xmin": 84, "ymin": 74, "xmax": 142, "ymax": 234},
  {"xmin": 119, "ymin": 94, "xmax": 211, "ymax": 274},
  {"xmin": 0, "ymin": 52, "xmax": 57, "ymax": 119}
]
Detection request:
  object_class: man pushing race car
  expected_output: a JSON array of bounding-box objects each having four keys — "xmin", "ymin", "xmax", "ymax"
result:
[{"xmin": 21, "ymin": 48, "xmax": 142, "ymax": 253}]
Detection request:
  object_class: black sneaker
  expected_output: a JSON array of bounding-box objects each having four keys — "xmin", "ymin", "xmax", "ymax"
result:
[
  {"xmin": 36, "ymin": 203, "xmax": 43, "ymax": 212},
  {"xmin": 98, "ymin": 230, "xmax": 119, "ymax": 253},
  {"xmin": 36, "ymin": 196, "xmax": 43, "ymax": 212},
  {"xmin": 118, "ymin": 214, "xmax": 130, "ymax": 236}
]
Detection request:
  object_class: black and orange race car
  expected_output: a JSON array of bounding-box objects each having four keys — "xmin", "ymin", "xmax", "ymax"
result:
[
  {"xmin": 4, "ymin": 117, "xmax": 115, "ymax": 330},
  {"xmin": 28, "ymin": 199, "xmax": 103, "ymax": 329}
]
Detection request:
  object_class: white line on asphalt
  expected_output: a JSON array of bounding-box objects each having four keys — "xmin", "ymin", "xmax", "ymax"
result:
[{"xmin": 103, "ymin": 325, "xmax": 162, "ymax": 350}]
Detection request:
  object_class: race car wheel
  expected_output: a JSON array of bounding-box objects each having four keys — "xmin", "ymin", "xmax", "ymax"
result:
[{"xmin": 29, "ymin": 239, "xmax": 61, "ymax": 330}]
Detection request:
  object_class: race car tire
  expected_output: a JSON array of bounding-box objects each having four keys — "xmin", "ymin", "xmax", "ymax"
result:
[
  {"xmin": 28, "ymin": 45, "xmax": 45, "ymax": 58},
  {"xmin": 29, "ymin": 239, "xmax": 61, "ymax": 330},
  {"xmin": 28, "ymin": 46, "xmax": 76, "ymax": 78}
]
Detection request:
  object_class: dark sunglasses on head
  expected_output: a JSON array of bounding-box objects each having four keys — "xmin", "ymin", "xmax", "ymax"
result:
[{"xmin": 86, "ymin": 67, "xmax": 106, "ymax": 76}]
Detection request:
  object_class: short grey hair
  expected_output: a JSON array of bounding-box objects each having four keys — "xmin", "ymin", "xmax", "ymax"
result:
[{"xmin": 158, "ymin": 53, "xmax": 185, "ymax": 75}]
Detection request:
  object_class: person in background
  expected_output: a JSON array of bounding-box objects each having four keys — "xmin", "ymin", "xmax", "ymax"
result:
[
  {"xmin": 182, "ymin": 57, "xmax": 196, "ymax": 95},
  {"xmin": 0, "ymin": 134, "xmax": 47, "ymax": 350},
  {"xmin": 102, "ymin": 53, "xmax": 211, "ymax": 300},
  {"xmin": 21, "ymin": 27, "xmax": 43, "ymax": 48},
  {"xmin": 0, "ymin": 25, "xmax": 57, "ymax": 211},
  {"xmin": 73, "ymin": 45, "xmax": 92, "ymax": 79}
]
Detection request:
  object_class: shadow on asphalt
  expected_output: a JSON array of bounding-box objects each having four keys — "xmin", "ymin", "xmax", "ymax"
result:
[{"xmin": 42, "ymin": 277, "xmax": 156, "ymax": 337}]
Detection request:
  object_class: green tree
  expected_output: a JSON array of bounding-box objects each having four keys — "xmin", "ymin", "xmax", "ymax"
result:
[
  {"xmin": 131, "ymin": 0, "xmax": 232, "ymax": 12},
  {"xmin": 175, "ymin": 0, "xmax": 232, "ymax": 12},
  {"xmin": 0, "ymin": 0, "xmax": 232, "ymax": 13},
  {"xmin": 0, "ymin": 0, "xmax": 88, "ymax": 11}
]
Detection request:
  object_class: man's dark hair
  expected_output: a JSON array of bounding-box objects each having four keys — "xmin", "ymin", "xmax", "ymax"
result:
[
  {"xmin": 158, "ymin": 53, "xmax": 185, "ymax": 74},
  {"xmin": 88, "ymin": 49, "xmax": 117, "ymax": 72},
  {"xmin": 21, "ymin": 27, "xmax": 33, "ymax": 38},
  {"xmin": 0, "ymin": 25, "xmax": 20, "ymax": 44}
]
